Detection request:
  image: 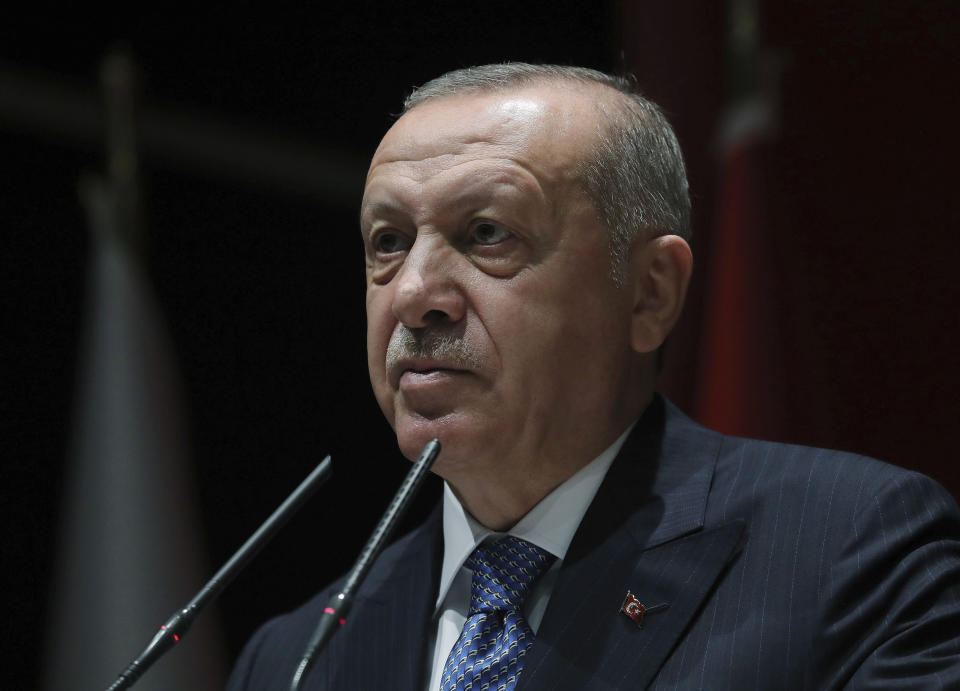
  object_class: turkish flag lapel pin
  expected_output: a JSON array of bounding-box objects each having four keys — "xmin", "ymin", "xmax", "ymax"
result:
[{"xmin": 620, "ymin": 590, "xmax": 669, "ymax": 628}]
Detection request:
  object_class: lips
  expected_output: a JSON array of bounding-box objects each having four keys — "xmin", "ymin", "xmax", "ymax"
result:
[
  {"xmin": 389, "ymin": 358, "xmax": 466, "ymax": 389},
  {"xmin": 399, "ymin": 367, "xmax": 462, "ymax": 387}
]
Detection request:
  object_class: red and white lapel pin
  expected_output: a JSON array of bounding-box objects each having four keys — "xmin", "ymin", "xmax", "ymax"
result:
[{"xmin": 620, "ymin": 590, "xmax": 669, "ymax": 628}]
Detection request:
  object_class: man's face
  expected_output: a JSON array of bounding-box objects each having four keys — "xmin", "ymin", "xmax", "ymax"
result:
[{"xmin": 361, "ymin": 85, "xmax": 638, "ymax": 491}]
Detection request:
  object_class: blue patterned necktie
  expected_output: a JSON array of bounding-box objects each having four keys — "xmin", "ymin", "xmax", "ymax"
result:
[{"xmin": 439, "ymin": 535, "xmax": 557, "ymax": 691}]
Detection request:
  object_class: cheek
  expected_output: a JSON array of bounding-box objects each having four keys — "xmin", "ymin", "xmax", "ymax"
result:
[
  {"xmin": 493, "ymin": 267, "xmax": 626, "ymax": 386},
  {"xmin": 365, "ymin": 287, "xmax": 396, "ymax": 405},
  {"xmin": 481, "ymin": 290, "xmax": 558, "ymax": 389},
  {"xmin": 365, "ymin": 285, "xmax": 393, "ymax": 347}
]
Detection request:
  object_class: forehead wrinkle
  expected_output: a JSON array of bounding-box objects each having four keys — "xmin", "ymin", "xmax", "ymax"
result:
[
  {"xmin": 369, "ymin": 132, "xmax": 517, "ymax": 172},
  {"xmin": 384, "ymin": 153, "xmax": 537, "ymax": 185},
  {"xmin": 367, "ymin": 152, "xmax": 544, "ymax": 200}
]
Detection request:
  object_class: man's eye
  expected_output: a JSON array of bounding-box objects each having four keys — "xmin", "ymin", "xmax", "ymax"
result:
[
  {"xmin": 373, "ymin": 231, "xmax": 410, "ymax": 254},
  {"xmin": 471, "ymin": 221, "xmax": 512, "ymax": 246}
]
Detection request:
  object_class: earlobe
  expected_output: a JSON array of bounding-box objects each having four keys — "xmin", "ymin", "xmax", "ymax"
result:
[{"xmin": 629, "ymin": 235, "xmax": 693, "ymax": 354}]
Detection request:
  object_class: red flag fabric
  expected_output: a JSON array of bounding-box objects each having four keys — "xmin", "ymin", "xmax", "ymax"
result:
[{"xmin": 694, "ymin": 98, "xmax": 783, "ymax": 439}]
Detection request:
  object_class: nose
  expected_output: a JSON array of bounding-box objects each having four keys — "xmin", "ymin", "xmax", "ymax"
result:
[{"xmin": 391, "ymin": 235, "xmax": 466, "ymax": 328}]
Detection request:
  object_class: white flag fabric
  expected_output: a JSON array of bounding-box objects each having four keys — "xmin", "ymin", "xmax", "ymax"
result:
[{"xmin": 45, "ymin": 179, "xmax": 226, "ymax": 690}]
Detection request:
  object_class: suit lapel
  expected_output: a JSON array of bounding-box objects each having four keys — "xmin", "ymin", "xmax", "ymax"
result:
[{"xmin": 518, "ymin": 397, "xmax": 746, "ymax": 690}]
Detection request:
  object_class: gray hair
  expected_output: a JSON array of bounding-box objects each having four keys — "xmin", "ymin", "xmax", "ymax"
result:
[{"xmin": 402, "ymin": 63, "xmax": 691, "ymax": 279}]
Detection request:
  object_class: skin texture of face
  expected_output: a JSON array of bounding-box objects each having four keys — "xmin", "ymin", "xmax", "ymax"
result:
[{"xmin": 361, "ymin": 83, "xmax": 688, "ymax": 529}]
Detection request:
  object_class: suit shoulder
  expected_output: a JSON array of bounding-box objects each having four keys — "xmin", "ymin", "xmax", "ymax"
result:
[
  {"xmin": 679, "ymin": 432, "xmax": 960, "ymax": 688},
  {"xmin": 661, "ymin": 397, "xmax": 932, "ymax": 498},
  {"xmin": 691, "ymin": 423, "xmax": 959, "ymax": 551},
  {"xmin": 717, "ymin": 433, "xmax": 951, "ymax": 504}
]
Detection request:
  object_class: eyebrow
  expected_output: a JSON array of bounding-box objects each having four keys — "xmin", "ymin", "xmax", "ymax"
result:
[{"xmin": 359, "ymin": 198, "xmax": 407, "ymax": 228}]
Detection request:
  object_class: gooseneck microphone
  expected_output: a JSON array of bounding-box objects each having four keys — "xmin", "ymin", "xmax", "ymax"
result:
[
  {"xmin": 104, "ymin": 456, "xmax": 333, "ymax": 691},
  {"xmin": 289, "ymin": 439, "xmax": 441, "ymax": 691}
]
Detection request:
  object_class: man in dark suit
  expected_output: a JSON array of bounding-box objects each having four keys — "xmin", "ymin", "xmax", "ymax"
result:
[{"xmin": 228, "ymin": 64, "xmax": 960, "ymax": 689}]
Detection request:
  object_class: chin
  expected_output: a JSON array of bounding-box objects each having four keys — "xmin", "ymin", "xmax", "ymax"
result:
[{"xmin": 393, "ymin": 411, "xmax": 492, "ymax": 479}]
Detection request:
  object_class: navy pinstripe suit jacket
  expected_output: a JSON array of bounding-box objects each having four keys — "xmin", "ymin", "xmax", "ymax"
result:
[{"xmin": 228, "ymin": 396, "xmax": 960, "ymax": 689}]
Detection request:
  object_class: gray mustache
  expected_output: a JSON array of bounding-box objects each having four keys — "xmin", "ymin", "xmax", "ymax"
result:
[{"xmin": 386, "ymin": 328, "xmax": 482, "ymax": 370}]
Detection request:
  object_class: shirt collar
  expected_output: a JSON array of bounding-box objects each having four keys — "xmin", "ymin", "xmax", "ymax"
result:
[{"xmin": 435, "ymin": 422, "xmax": 635, "ymax": 610}]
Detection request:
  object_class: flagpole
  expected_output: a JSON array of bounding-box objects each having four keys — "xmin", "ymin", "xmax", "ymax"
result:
[{"xmin": 43, "ymin": 52, "xmax": 227, "ymax": 691}]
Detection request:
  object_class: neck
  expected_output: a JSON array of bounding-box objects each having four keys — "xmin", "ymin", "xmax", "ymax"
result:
[
  {"xmin": 444, "ymin": 360, "xmax": 658, "ymax": 530},
  {"xmin": 450, "ymin": 395, "xmax": 651, "ymax": 530},
  {"xmin": 451, "ymin": 480, "xmax": 553, "ymax": 532}
]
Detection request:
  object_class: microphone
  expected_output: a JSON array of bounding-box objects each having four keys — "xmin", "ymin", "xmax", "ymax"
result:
[
  {"xmin": 104, "ymin": 455, "xmax": 333, "ymax": 691},
  {"xmin": 289, "ymin": 439, "xmax": 441, "ymax": 691}
]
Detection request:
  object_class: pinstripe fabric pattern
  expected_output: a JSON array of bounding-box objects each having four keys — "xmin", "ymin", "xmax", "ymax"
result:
[
  {"xmin": 518, "ymin": 400, "xmax": 960, "ymax": 690},
  {"xmin": 440, "ymin": 537, "xmax": 556, "ymax": 691},
  {"xmin": 227, "ymin": 395, "xmax": 960, "ymax": 690}
]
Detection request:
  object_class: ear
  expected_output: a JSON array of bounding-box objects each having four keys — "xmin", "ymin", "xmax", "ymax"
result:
[{"xmin": 628, "ymin": 234, "xmax": 693, "ymax": 354}]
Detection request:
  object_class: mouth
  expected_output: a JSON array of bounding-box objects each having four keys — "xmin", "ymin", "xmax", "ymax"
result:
[
  {"xmin": 400, "ymin": 368, "xmax": 461, "ymax": 385},
  {"xmin": 389, "ymin": 358, "xmax": 468, "ymax": 389}
]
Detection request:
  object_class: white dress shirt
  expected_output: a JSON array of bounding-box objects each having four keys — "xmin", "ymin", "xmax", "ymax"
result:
[{"xmin": 424, "ymin": 424, "xmax": 635, "ymax": 691}]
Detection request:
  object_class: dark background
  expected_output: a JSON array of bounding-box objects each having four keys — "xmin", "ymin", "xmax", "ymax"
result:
[{"xmin": 3, "ymin": 2, "xmax": 958, "ymax": 688}]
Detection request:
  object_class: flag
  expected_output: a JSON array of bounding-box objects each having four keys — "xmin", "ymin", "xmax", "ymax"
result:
[
  {"xmin": 43, "ymin": 176, "xmax": 226, "ymax": 690},
  {"xmin": 693, "ymin": 0, "xmax": 783, "ymax": 438}
]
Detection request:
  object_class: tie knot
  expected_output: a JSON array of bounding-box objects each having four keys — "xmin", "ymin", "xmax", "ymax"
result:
[{"xmin": 465, "ymin": 536, "xmax": 556, "ymax": 615}]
